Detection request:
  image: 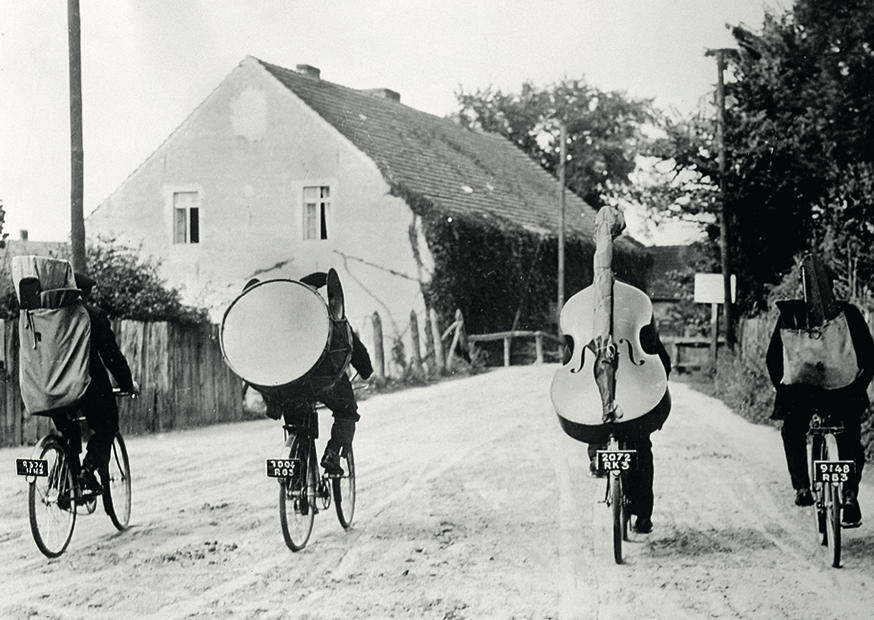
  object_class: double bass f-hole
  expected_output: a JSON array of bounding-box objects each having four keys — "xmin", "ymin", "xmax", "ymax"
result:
[{"xmin": 617, "ymin": 338, "xmax": 644, "ymax": 366}]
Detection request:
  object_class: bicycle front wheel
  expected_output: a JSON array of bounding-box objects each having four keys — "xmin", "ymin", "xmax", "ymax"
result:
[
  {"xmin": 103, "ymin": 433, "xmax": 132, "ymax": 530},
  {"xmin": 279, "ymin": 437, "xmax": 315, "ymax": 552},
  {"xmin": 28, "ymin": 437, "xmax": 76, "ymax": 558},
  {"xmin": 823, "ymin": 434, "xmax": 841, "ymax": 568},
  {"xmin": 332, "ymin": 446, "xmax": 356, "ymax": 529},
  {"xmin": 611, "ymin": 473, "xmax": 623, "ymax": 564}
]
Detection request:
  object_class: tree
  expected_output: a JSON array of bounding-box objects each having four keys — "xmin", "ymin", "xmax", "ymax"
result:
[
  {"xmin": 454, "ymin": 79, "xmax": 656, "ymax": 208},
  {"xmin": 654, "ymin": 0, "xmax": 874, "ymax": 313}
]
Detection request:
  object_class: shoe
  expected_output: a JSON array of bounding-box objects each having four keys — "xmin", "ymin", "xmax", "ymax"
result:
[
  {"xmin": 78, "ymin": 468, "xmax": 103, "ymax": 494},
  {"xmin": 842, "ymin": 499, "xmax": 862, "ymax": 528},
  {"xmin": 633, "ymin": 516, "xmax": 653, "ymax": 534},
  {"xmin": 794, "ymin": 488, "xmax": 814, "ymax": 507},
  {"xmin": 321, "ymin": 447, "xmax": 344, "ymax": 476},
  {"xmin": 588, "ymin": 460, "xmax": 606, "ymax": 478}
]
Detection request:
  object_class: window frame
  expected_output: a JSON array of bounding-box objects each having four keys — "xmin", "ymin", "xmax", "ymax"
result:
[
  {"xmin": 164, "ymin": 185, "xmax": 203, "ymax": 246},
  {"xmin": 302, "ymin": 184, "xmax": 332, "ymax": 241}
]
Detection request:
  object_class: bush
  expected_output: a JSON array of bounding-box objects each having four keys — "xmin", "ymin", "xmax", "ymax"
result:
[
  {"xmin": 712, "ymin": 350, "xmax": 777, "ymax": 427},
  {"xmin": 87, "ymin": 238, "xmax": 208, "ymax": 323}
]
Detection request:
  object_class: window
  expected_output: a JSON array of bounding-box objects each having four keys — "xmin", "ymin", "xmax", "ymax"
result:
[
  {"xmin": 173, "ymin": 191, "xmax": 200, "ymax": 244},
  {"xmin": 303, "ymin": 185, "xmax": 330, "ymax": 240}
]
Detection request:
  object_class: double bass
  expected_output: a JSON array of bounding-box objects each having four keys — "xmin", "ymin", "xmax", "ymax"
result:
[{"xmin": 550, "ymin": 205, "xmax": 670, "ymax": 444}]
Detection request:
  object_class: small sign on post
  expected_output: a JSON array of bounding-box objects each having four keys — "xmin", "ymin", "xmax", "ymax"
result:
[{"xmin": 694, "ymin": 274, "xmax": 736, "ymax": 363}]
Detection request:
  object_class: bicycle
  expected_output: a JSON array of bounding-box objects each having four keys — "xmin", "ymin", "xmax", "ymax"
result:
[
  {"xmin": 266, "ymin": 401, "xmax": 356, "ymax": 551},
  {"xmin": 595, "ymin": 434, "xmax": 636, "ymax": 564},
  {"xmin": 16, "ymin": 391, "xmax": 134, "ymax": 558},
  {"xmin": 808, "ymin": 412, "xmax": 854, "ymax": 568}
]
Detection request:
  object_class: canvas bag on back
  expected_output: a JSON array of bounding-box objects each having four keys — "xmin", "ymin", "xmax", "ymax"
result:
[
  {"xmin": 781, "ymin": 311, "xmax": 860, "ymax": 389},
  {"xmin": 12, "ymin": 255, "xmax": 91, "ymax": 414}
]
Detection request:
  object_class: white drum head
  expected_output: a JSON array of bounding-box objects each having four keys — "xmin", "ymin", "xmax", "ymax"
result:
[{"xmin": 220, "ymin": 280, "xmax": 330, "ymax": 387}]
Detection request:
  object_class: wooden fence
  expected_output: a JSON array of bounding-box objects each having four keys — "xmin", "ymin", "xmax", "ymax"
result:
[{"xmin": 0, "ymin": 319, "xmax": 244, "ymax": 448}]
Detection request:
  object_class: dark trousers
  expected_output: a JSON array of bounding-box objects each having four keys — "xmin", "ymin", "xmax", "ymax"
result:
[
  {"xmin": 588, "ymin": 436, "xmax": 656, "ymax": 519},
  {"xmin": 263, "ymin": 374, "xmax": 360, "ymax": 450},
  {"xmin": 781, "ymin": 407, "xmax": 865, "ymax": 496},
  {"xmin": 51, "ymin": 395, "xmax": 119, "ymax": 473}
]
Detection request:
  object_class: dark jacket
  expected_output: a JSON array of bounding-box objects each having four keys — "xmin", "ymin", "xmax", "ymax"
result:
[
  {"xmin": 766, "ymin": 301, "xmax": 874, "ymax": 419},
  {"xmin": 82, "ymin": 303, "xmax": 135, "ymax": 404}
]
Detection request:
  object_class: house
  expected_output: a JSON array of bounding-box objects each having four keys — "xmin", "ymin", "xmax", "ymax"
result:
[{"xmin": 87, "ymin": 57, "xmax": 645, "ymax": 354}]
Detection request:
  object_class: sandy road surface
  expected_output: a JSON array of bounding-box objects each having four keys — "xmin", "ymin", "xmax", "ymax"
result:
[{"xmin": 1, "ymin": 365, "xmax": 873, "ymax": 619}]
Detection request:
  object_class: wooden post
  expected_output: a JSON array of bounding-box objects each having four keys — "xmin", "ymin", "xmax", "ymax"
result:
[
  {"xmin": 447, "ymin": 309, "xmax": 464, "ymax": 372},
  {"xmin": 410, "ymin": 310, "xmax": 424, "ymax": 379},
  {"xmin": 68, "ymin": 0, "xmax": 86, "ymax": 272},
  {"xmin": 430, "ymin": 309, "xmax": 445, "ymax": 375},
  {"xmin": 423, "ymin": 308, "xmax": 436, "ymax": 377},
  {"xmin": 503, "ymin": 336, "xmax": 511, "ymax": 367},
  {"xmin": 710, "ymin": 303, "xmax": 719, "ymax": 364},
  {"xmin": 372, "ymin": 311, "xmax": 385, "ymax": 384},
  {"xmin": 535, "ymin": 332, "xmax": 544, "ymax": 364},
  {"xmin": 557, "ymin": 121, "xmax": 567, "ymax": 328}
]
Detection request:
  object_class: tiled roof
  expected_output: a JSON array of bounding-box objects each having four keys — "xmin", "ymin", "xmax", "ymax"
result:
[{"xmin": 256, "ymin": 59, "xmax": 601, "ymax": 242}]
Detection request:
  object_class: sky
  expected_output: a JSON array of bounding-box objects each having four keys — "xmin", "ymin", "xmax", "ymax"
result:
[{"xmin": 0, "ymin": 0, "xmax": 787, "ymax": 245}]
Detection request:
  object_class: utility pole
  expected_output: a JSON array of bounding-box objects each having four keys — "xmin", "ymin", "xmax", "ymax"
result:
[
  {"xmin": 557, "ymin": 122, "xmax": 567, "ymax": 329},
  {"xmin": 706, "ymin": 47, "xmax": 735, "ymax": 350},
  {"xmin": 68, "ymin": 0, "xmax": 86, "ymax": 272}
]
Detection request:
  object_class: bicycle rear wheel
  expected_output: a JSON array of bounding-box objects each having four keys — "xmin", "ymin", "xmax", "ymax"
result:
[
  {"xmin": 332, "ymin": 446, "xmax": 356, "ymax": 529},
  {"xmin": 823, "ymin": 434, "xmax": 841, "ymax": 568},
  {"xmin": 809, "ymin": 435, "xmax": 827, "ymax": 544},
  {"xmin": 611, "ymin": 473, "xmax": 623, "ymax": 564},
  {"xmin": 28, "ymin": 437, "xmax": 76, "ymax": 558},
  {"xmin": 279, "ymin": 437, "xmax": 316, "ymax": 551},
  {"xmin": 621, "ymin": 472, "xmax": 630, "ymax": 542},
  {"xmin": 103, "ymin": 433, "xmax": 132, "ymax": 530}
]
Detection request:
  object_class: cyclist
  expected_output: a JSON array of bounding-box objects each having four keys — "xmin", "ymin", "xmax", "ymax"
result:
[
  {"xmin": 244, "ymin": 272, "xmax": 373, "ymax": 476},
  {"xmin": 766, "ymin": 255, "xmax": 874, "ymax": 527},
  {"xmin": 68, "ymin": 273, "xmax": 138, "ymax": 493},
  {"xmin": 581, "ymin": 318, "xmax": 671, "ymax": 534}
]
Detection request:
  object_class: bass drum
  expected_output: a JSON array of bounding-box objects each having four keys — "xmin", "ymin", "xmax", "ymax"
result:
[{"xmin": 220, "ymin": 278, "xmax": 352, "ymax": 390}]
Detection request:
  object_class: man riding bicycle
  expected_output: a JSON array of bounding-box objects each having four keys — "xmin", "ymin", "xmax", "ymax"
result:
[
  {"xmin": 766, "ymin": 255, "xmax": 874, "ymax": 527},
  {"xmin": 244, "ymin": 271, "xmax": 373, "ymax": 475},
  {"xmin": 68, "ymin": 273, "xmax": 138, "ymax": 493}
]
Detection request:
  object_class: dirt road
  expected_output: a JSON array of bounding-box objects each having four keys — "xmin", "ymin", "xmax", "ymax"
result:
[{"xmin": 1, "ymin": 365, "xmax": 873, "ymax": 619}]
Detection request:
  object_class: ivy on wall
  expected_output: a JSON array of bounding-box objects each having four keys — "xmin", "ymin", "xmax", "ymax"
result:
[{"xmin": 398, "ymin": 187, "xmax": 651, "ymax": 335}]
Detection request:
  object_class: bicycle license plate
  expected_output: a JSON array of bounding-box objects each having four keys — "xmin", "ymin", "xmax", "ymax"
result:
[
  {"xmin": 266, "ymin": 458, "xmax": 299, "ymax": 478},
  {"xmin": 595, "ymin": 450, "xmax": 637, "ymax": 473},
  {"xmin": 813, "ymin": 460, "xmax": 855, "ymax": 485},
  {"xmin": 16, "ymin": 458, "xmax": 48, "ymax": 477}
]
